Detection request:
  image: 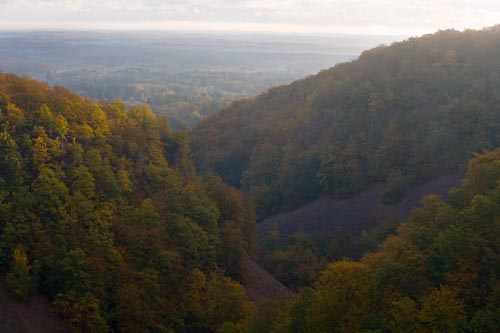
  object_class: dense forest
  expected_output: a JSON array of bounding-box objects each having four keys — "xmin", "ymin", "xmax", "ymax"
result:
[
  {"xmin": 0, "ymin": 72, "xmax": 257, "ymax": 332},
  {"xmin": 192, "ymin": 27, "xmax": 500, "ymax": 219}
]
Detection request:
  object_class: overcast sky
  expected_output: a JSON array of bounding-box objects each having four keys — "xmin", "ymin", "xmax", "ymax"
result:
[{"xmin": 0, "ymin": 0, "xmax": 499, "ymax": 36}]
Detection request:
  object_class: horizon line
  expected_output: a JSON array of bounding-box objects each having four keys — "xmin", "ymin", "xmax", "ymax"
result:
[{"xmin": 0, "ymin": 20, "xmax": 478, "ymax": 37}]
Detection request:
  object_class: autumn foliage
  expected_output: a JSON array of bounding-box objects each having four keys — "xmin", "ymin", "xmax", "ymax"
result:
[{"xmin": 0, "ymin": 72, "xmax": 255, "ymax": 332}]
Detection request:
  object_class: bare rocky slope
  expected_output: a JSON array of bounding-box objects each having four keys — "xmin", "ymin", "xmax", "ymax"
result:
[
  {"xmin": 258, "ymin": 173, "xmax": 462, "ymax": 239},
  {"xmin": 244, "ymin": 258, "xmax": 294, "ymax": 303},
  {"xmin": 0, "ymin": 279, "xmax": 59, "ymax": 333}
]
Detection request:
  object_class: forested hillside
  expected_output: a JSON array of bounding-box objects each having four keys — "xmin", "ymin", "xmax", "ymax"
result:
[
  {"xmin": 192, "ymin": 27, "xmax": 500, "ymax": 219},
  {"xmin": 239, "ymin": 149, "xmax": 500, "ymax": 332},
  {"xmin": 0, "ymin": 72, "xmax": 257, "ymax": 332}
]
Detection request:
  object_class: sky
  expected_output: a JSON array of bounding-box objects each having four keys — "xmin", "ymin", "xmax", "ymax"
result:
[{"xmin": 0, "ymin": 0, "xmax": 499, "ymax": 36}]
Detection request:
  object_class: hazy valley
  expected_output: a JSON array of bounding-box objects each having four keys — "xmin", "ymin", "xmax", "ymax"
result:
[{"xmin": 0, "ymin": 31, "xmax": 398, "ymax": 127}]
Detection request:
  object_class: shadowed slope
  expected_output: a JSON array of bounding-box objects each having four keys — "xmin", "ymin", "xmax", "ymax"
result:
[
  {"xmin": 244, "ymin": 258, "xmax": 294, "ymax": 303},
  {"xmin": 258, "ymin": 173, "xmax": 461, "ymax": 239},
  {"xmin": 0, "ymin": 279, "xmax": 59, "ymax": 333}
]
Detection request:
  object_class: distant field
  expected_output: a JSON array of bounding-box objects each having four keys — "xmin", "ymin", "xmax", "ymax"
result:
[{"xmin": 0, "ymin": 31, "xmax": 399, "ymax": 74}]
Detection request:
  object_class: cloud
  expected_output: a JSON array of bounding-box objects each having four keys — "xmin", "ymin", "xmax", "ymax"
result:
[
  {"xmin": 0, "ymin": 0, "xmax": 499, "ymax": 34},
  {"xmin": 1, "ymin": 0, "xmax": 194, "ymax": 11}
]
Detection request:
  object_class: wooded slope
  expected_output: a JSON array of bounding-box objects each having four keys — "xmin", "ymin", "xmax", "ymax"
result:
[
  {"xmin": 192, "ymin": 27, "xmax": 500, "ymax": 219},
  {"xmin": 0, "ymin": 72, "xmax": 257, "ymax": 332}
]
